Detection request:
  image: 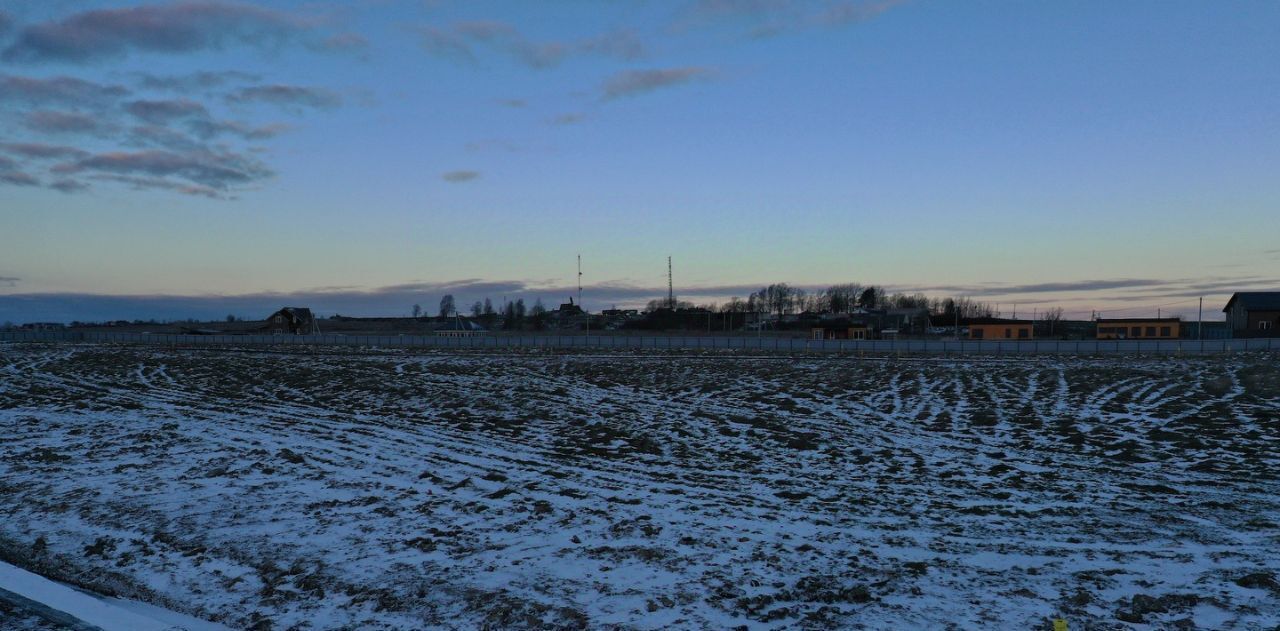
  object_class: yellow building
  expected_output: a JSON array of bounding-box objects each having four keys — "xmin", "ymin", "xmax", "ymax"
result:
[
  {"xmin": 965, "ymin": 318, "xmax": 1033, "ymax": 340},
  {"xmin": 1096, "ymin": 318, "xmax": 1180, "ymax": 340}
]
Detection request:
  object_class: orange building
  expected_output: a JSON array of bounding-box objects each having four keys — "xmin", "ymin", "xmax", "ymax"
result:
[
  {"xmin": 1096, "ymin": 318, "xmax": 1181, "ymax": 340},
  {"xmin": 964, "ymin": 318, "xmax": 1033, "ymax": 340},
  {"xmin": 811, "ymin": 324, "xmax": 870, "ymax": 340}
]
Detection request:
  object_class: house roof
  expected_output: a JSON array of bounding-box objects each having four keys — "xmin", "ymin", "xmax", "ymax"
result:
[
  {"xmin": 270, "ymin": 307, "xmax": 313, "ymax": 321},
  {"xmin": 962, "ymin": 317, "xmax": 1032, "ymax": 325},
  {"xmin": 1223, "ymin": 292, "xmax": 1280, "ymax": 313},
  {"xmin": 436, "ymin": 319, "xmax": 486, "ymax": 331}
]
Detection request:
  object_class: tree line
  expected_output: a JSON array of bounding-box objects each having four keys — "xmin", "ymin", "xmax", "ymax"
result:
[
  {"xmin": 416, "ymin": 283, "xmax": 1068, "ymax": 329},
  {"xmin": 415, "ymin": 294, "xmax": 552, "ymax": 330},
  {"xmin": 654, "ymin": 283, "xmax": 1011, "ymax": 320}
]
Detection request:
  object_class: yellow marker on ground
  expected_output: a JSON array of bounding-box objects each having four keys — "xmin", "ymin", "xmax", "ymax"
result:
[{"xmin": 1053, "ymin": 618, "xmax": 1068, "ymax": 631}]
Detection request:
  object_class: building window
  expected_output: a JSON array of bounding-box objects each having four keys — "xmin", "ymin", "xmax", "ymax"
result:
[
  {"xmin": 1131, "ymin": 326, "xmax": 1141, "ymax": 337},
  {"xmin": 1160, "ymin": 326, "xmax": 1171, "ymax": 337},
  {"xmin": 1018, "ymin": 328, "xmax": 1029, "ymax": 339},
  {"xmin": 973, "ymin": 329, "xmax": 984, "ymax": 339},
  {"xmin": 1145, "ymin": 326, "xmax": 1156, "ymax": 336},
  {"xmin": 1261, "ymin": 321, "xmax": 1274, "ymax": 331}
]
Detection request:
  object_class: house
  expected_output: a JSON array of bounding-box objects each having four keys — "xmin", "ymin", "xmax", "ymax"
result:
[
  {"xmin": 601, "ymin": 308, "xmax": 638, "ymax": 318},
  {"xmin": 964, "ymin": 317, "xmax": 1033, "ymax": 340},
  {"xmin": 810, "ymin": 320, "xmax": 871, "ymax": 340},
  {"xmin": 1222, "ymin": 292, "xmax": 1280, "ymax": 338},
  {"xmin": 264, "ymin": 307, "xmax": 318, "ymax": 335},
  {"xmin": 1096, "ymin": 318, "xmax": 1181, "ymax": 340},
  {"xmin": 435, "ymin": 318, "xmax": 487, "ymax": 337},
  {"xmin": 557, "ymin": 297, "xmax": 584, "ymax": 316},
  {"xmin": 884, "ymin": 308, "xmax": 932, "ymax": 335}
]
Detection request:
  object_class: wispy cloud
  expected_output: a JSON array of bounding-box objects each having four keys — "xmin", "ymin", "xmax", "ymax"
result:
[
  {"xmin": 0, "ymin": 74, "xmax": 130, "ymax": 106},
  {"xmin": 603, "ymin": 67, "xmax": 716, "ymax": 99},
  {"xmin": 88, "ymin": 174, "xmax": 221, "ymax": 199},
  {"xmin": 133, "ymin": 70, "xmax": 261, "ymax": 91},
  {"xmin": 442, "ymin": 170, "xmax": 479, "ymax": 183},
  {"xmin": 893, "ymin": 276, "xmax": 1280, "ymax": 299},
  {"xmin": 0, "ymin": 9, "xmax": 345, "ymax": 201},
  {"xmin": 49, "ymin": 178, "xmax": 90, "ymax": 194},
  {"xmin": 188, "ymin": 119, "xmax": 288, "ymax": 141},
  {"xmin": 2, "ymin": 1, "xmax": 306, "ymax": 63},
  {"xmin": 0, "ymin": 171, "xmax": 40, "ymax": 187},
  {"xmin": 0, "ymin": 142, "xmax": 90, "ymax": 160},
  {"xmin": 313, "ymin": 32, "xmax": 368, "ymax": 53},
  {"xmin": 673, "ymin": 0, "xmax": 903, "ymax": 39},
  {"xmin": 226, "ymin": 84, "xmax": 342, "ymax": 109},
  {"xmin": 418, "ymin": 22, "xmax": 644, "ymax": 68},
  {"xmin": 23, "ymin": 110, "xmax": 108, "ymax": 134},
  {"xmin": 55, "ymin": 149, "xmax": 273, "ymax": 196},
  {"xmin": 125, "ymin": 98, "xmax": 210, "ymax": 124},
  {"xmin": 551, "ymin": 113, "xmax": 586, "ymax": 125}
]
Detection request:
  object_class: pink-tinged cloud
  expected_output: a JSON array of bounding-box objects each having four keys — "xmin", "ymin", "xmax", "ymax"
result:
[{"xmin": 2, "ymin": 1, "xmax": 304, "ymax": 63}]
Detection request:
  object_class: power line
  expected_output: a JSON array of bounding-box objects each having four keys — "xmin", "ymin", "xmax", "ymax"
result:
[{"xmin": 1095, "ymin": 298, "xmax": 1198, "ymax": 318}]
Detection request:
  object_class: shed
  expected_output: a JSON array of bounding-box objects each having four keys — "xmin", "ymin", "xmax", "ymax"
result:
[
  {"xmin": 964, "ymin": 317, "xmax": 1033, "ymax": 340},
  {"xmin": 435, "ymin": 319, "xmax": 488, "ymax": 337},
  {"xmin": 1096, "ymin": 318, "xmax": 1181, "ymax": 340}
]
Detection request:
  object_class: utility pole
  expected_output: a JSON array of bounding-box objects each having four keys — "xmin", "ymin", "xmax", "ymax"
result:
[
  {"xmin": 1198, "ymin": 297, "xmax": 1203, "ymax": 340},
  {"xmin": 667, "ymin": 256, "xmax": 674, "ymax": 309},
  {"xmin": 577, "ymin": 254, "xmax": 582, "ymax": 309}
]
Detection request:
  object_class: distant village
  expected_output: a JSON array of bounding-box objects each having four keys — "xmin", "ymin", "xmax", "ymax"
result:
[{"xmin": 11, "ymin": 285, "xmax": 1278, "ymax": 341}]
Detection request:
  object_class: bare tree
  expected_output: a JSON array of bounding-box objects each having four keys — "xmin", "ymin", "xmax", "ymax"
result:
[
  {"xmin": 824, "ymin": 283, "xmax": 862, "ymax": 313},
  {"xmin": 470, "ymin": 301, "xmax": 483, "ymax": 318},
  {"xmin": 1038, "ymin": 307, "xmax": 1065, "ymax": 337},
  {"xmin": 412, "ymin": 304, "xmax": 422, "ymax": 318},
  {"xmin": 752, "ymin": 283, "xmax": 795, "ymax": 317},
  {"xmin": 483, "ymin": 298, "xmax": 495, "ymax": 316},
  {"xmin": 885, "ymin": 292, "xmax": 930, "ymax": 310},
  {"xmin": 438, "ymin": 294, "xmax": 455, "ymax": 318}
]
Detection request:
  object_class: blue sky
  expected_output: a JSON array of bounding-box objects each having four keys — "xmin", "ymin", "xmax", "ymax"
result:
[{"xmin": 1, "ymin": 0, "xmax": 1277, "ymax": 323}]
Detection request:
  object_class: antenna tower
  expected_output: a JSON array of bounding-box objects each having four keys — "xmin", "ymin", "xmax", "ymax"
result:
[{"xmin": 577, "ymin": 254, "xmax": 582, "ymax": 308}]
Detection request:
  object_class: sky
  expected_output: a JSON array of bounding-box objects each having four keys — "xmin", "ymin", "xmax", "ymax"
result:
[{"xmin": 1, "ymin": 0, "xmax": 1278, "ymax": 323}]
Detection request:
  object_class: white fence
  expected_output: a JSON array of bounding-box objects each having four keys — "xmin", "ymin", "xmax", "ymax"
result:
[{"xmin": 3, "ymin": 330, "xmax": 1278, "ymax": 355}]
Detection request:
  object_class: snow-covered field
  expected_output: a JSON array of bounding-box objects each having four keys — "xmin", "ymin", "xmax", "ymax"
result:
[{"xmin": 1, "ymin": 344, "xmax": 1277, "ymax": 630}]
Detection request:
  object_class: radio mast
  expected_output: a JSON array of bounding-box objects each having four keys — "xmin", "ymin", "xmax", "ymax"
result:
[{"xmin": 577, "ymin": 254, "xmax": 582, "ymax": 309}]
